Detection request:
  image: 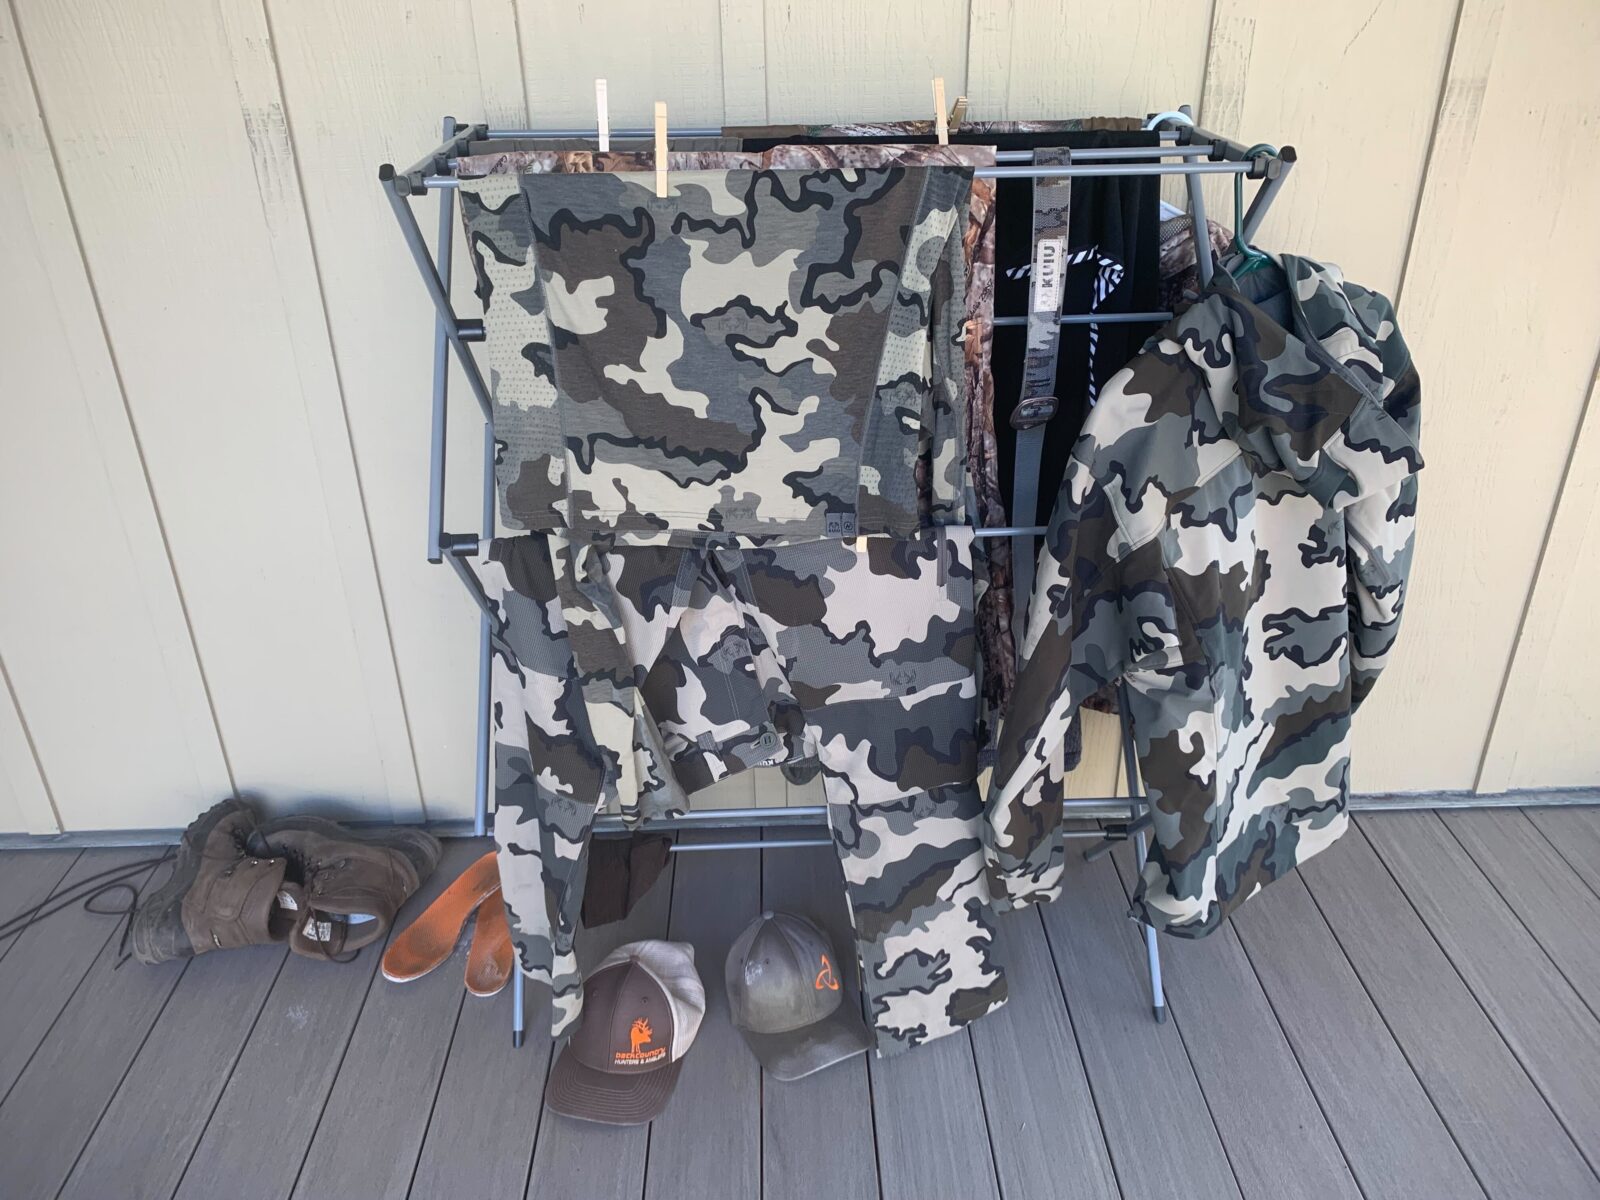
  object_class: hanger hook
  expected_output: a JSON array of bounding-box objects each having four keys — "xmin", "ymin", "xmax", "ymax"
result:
[
  {"xmin": 1143, "ymin": 110, "xmax": 1195, "ymax": 131},
  {"xmin": 1232, "ymin": 144, "xmax": 1279, "ymax": 274}
]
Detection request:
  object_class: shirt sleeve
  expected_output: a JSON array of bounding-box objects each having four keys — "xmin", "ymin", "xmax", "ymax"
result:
[
  {"xmin": 983, "ymin": 458, "xmax": 1188, "ymax": 908},
  {"xmin": 1346, "ymin": 344, "xmax": 1421, "ymax": 709}
]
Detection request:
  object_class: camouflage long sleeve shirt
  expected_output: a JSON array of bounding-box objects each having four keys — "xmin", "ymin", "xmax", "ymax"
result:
[
  {"xmin": 986, "ymin": 256, "xmax": 1422, "ymax": 935},
  {"xmin": 457, "ymin": 155, "xmax": 984, "ymax": 544}
]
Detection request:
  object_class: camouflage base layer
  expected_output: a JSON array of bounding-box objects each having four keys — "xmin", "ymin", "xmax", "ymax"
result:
[
  {"xmin": 456, "ymin": 151, "xmax": 986, "ymax": 544},
  {"xmin": 456, "ymin": 142, "xmax": 1017, "ymax": 738},
  {"xmin": 987, "ymin": 255, "xmax": 1421, "ymax": 935},
  {"xmin": 473, "ymin": 528, "xmax": 1007, "ymax": 1057}
]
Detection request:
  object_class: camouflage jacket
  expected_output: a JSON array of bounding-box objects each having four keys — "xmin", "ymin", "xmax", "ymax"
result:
[
  {"xmin": 986, "ymin": 256, "xmax": 1422, "ymax": 934},
  {"xmin": 457, "ymin": 151, "xmax": 987, "ymax": 544}
]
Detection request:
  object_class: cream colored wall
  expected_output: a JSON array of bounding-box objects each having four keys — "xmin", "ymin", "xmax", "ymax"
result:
[{"xmin": 0, "ymin": 0, "xmax": 1595, "ymax": 832}]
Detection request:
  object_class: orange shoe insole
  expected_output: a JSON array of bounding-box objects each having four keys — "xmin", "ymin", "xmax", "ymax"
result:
[
  {"xmin": 465, "ymin": 890, "xmax": 513, "ymax": 998},
  {"xmin": 382, "ymin": 851, "xmax": 500, "ymax": 983}
]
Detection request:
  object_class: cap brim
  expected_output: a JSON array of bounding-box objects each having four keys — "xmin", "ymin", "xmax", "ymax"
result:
[
  {"xmin": 545, "ymin": 1047, "xmax": 683, "ymax": 1126},
  {"xmin": 737, "ymin": 1006, "xmax": 872, "ymax": 1082}
]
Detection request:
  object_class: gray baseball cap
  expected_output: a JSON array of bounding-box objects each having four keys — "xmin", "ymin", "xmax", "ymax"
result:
[{"xmin": 725, "ymin": 911, "xmax": 871, "ymax": 1080}]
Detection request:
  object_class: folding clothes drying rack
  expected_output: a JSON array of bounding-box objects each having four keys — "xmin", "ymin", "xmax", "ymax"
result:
[{"xmin": 378, "ymin": 106, "xmax": 1295, "ymax": 1045}]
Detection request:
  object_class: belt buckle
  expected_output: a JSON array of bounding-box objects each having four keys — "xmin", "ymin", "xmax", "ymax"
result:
[{"xmin": 1010, "ymin": 395, "xmax": 1059, "ymax": 430}]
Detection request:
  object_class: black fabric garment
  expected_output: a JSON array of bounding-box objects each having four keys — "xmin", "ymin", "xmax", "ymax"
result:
[
  {"xmin": 735, "ymin": 126, "xmax": 1164, "ymax": 526},
  {"xmin": 581, "ymin": 834, "xmax": 672, "ymax": 928}
]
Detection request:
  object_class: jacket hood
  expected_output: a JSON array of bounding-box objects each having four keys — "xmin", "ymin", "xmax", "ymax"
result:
[{"xmin": 1163, "ymin": 260, "xmax": 1422, "ymax": 510}]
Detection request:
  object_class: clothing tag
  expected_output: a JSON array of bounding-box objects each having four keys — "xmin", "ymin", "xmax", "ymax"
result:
[
  {"xmin": 1030, "ymin": 237, "xmax": 1067, "ymax": 313},
  {"xmin": 823, "ymin": 512, "xmax": 858, "ymax": 538},
  {"xmin": 303, "ymin": 917, "xmax": 333, "ymax": 943},
  {"xmin": 276, "ymin": 889, "xmax": 299, "ymax": 912}
]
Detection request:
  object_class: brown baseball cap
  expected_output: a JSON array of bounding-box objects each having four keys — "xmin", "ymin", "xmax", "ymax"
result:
[
  {"xmin": 545, "ymin": 940, "xmax": 706, "ymax": 1125},
  {"xmin": 726, "ymin": 911, "xmax": 872, "ymax": 1081}
]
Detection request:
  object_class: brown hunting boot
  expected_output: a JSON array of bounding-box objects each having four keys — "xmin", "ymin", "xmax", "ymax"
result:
[
  {"xmin": 130, "ymin": 798, "xmax": 305, "ymax": 965},
  {"xmin": 247, "ymin": 815, "xmax": 441, "ymax": 960}
]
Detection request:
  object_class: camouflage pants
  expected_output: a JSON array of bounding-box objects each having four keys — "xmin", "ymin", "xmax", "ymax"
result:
[{"xmin": 473, "ymin": 529, "xmax": 1007, "ymax": 1056}]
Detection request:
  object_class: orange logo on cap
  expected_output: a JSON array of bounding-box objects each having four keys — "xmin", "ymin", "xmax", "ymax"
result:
[
  {"xmin": 815, "ymin": 954, "xmax": 840, "ymax": 991},
  {"xmin": 615, "ymin": 1017, "xmax": 667, "ymax": 1065}
]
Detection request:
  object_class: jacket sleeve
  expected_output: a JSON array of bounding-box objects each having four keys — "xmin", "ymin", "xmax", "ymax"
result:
[
  {"xmin": 1346, "ymin": 474, "xmax": 1416, "ymax": 708},
  {"xmin": 983, "ymin": 459, "xmax": 1187, "ymax": 909},
  {"xmin": 1345, "ymin": 304, "xmax": 1422, "ymax": 710}
]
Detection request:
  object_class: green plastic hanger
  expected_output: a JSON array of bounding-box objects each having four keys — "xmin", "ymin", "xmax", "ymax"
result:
[{"xmin": 1232, "ymin": 143, "xmax": 1278, "ymax": 277}]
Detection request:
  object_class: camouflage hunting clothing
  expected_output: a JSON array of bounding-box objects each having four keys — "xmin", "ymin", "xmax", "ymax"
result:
[
  {"xmin": 475, "ymin": 528, "xmax": 1007, "ymax": 1055},
  {"xmin": 457, "ymin": 142, "xmax": 1020, "ymax": 735},
  {"xmin": 457, "ymin": 136, "xmax": 741, "ymax": 167},
  {"xmin": 1156, "ymin": 213, "xmax": 1232, "ymax": 311},
  {"xmin": 727, "ymin": 118, "xmax": 1169, "ymax": 741},
  {"xmin": 456, "ymin": 151, "xmax": 989, "ymax": 544},
  {"xmin": 986, "ymin": 255, "xmax": 1421, "ymax": 934}
]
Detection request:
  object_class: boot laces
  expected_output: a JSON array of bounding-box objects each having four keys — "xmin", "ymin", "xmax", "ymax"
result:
[
  {"xmin": 0, "ymin": 847, "xmax": 174, "ymax": 969},
  {"xmin": 2, "ymin": 820, "xmax": 272, "ymax": 967}
]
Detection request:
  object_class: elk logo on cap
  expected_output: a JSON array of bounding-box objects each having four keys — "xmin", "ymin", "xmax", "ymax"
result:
[{"xmin": 614, "ymin": 1015, "xmax": 667, "ymax": 1066}]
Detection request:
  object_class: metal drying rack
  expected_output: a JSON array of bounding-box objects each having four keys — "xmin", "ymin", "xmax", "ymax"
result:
[{"xmin": 378, "ymin": 105, "xmax": 1295, "ymax": 1045}]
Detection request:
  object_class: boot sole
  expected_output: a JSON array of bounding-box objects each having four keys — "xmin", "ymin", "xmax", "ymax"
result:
[{"xmin": 130, "ymin": 798, "xmax": 254, "ymax": 965}]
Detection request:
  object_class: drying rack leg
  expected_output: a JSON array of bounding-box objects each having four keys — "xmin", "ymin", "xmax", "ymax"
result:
[
  {"xmin": 1115, "ymin": 682, "xmax": 1167, "ymax": 1023},
  {"xmin": 409, "ymin": 117, "xmax": 528, "ymax": 1046},
  {"xmin": 1134, "ymin": 826, "xmax": 1167, "ymax": 1023},
  {"xmin": 512, "ymin": 972, "xmax": 526, "ymax": 1047}
]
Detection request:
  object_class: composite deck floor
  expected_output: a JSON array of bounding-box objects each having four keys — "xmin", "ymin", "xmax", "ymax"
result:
[{"xmin": 2, "ymin": 807, "xmax": 1600, "ymax": 1199}]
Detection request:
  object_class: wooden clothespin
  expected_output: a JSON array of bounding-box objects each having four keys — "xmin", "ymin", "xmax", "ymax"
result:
[
  {"xmin": 654, "ymin": 100, "xmax": 668, "ymax": 198},
  {"xmin": 949, "ymin": 94, "xmax": 968, "ymax": 132},
  {"xmin": 933, "ymin": 77, "xmax": 948, "ymax": 145},
  {"xmin": 595, "ymin": 79, "xmax": 610, "ymax": 152}
]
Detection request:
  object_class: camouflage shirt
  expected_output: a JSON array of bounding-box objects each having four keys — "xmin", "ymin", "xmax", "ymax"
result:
[
  {"xmin": 986, "ymin": 256, "xmax": 1422, "ymax": 934},
  {"xmin": 457, "ymin": 155, "xmax": 984, "ymax": 543}
]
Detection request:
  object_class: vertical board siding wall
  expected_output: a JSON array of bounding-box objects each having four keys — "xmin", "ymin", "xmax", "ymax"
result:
[{"xmin": 0, "ymin": 0, "xmax": 1595, "ymax": 831}]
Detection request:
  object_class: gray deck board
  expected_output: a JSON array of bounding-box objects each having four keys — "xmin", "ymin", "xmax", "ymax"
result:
[
  {"xmin": 0, "ymin": 877, "xmax": 188, "ymax": 1197},
  {"xmin": 1300, "ymin": 823, "xmax": 1598, "ymax": 1198},
  {"xmin": 1231, "ymin": 871, "xmax": 1487, "ymax": 1200},
  {"xmin": 1108, "ymin": 854, "xmax": 1362, "ymax": 1200},
  {"xmin": 758, "ymin": 830, "xmax": 880, "ymax": 1200},
  {"xmin": 0, "ymin": 848, "xmax": 79, "ymax": 965},
  {"xmin": 523, "ymin": 839, "xmax": 677, "ymax": 1200},
  {"xmin": 968, "ymin": 906, "xmax": 1119, "ymax": 1200},
  {"xmin": 0, "ymin": 848, "xmax": 161, "ymax": 1102},
  {"xmin": 406, "ymin": 949, "xmax": 548, "ymax": 1198},
  {"xmin": 645, "ymin": 830, "xmax": 762, "ymax": 1200},
  {"xmin": 1359, "ymin": 811, "xmax": 1600, "ymax": 1176},
  {"xmin": 1042, "ymin": 849, "xmax": 1243, "ymax": 1200},
  {"xmin": 171, "ymin": 888, "xmax": 397, "ymax": 1200},
  {"xmin": 1441, "ymin": 808, "xmax": 1600, "ymax": 1017},
  {"xmin": 5, "ymin": 805, "xmax": 1600, "ymax": 1200},
  {"xmin": 287, "ymin": 839, "xmax": 487, "ymax": 1200},
  {"xmin": 868, "ymin": 1030, "xmax": 1000, "ymax": 1200},
  {"xmin": 1525, "ymin": 805, "xmax": 1600, "ymax": 899},
  {"xmin": 57, "ymin": 942, "xmax": 288, "ymax": 1200}
]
